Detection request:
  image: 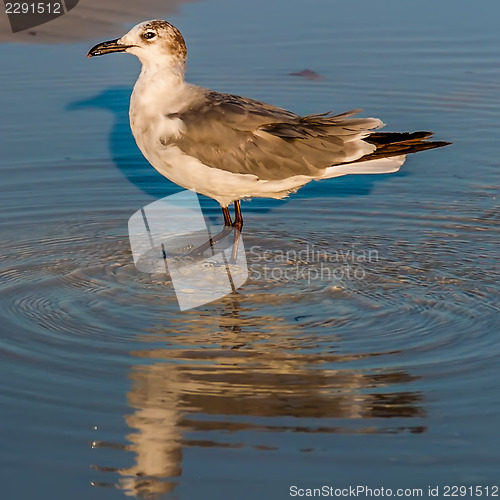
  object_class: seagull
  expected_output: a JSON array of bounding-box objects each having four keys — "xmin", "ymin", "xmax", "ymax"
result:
[{"xmin": 87, "ymin": 20, "xmax": 450, "ymax": 233}]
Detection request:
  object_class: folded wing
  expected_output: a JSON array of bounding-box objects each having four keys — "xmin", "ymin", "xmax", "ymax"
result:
[
  {"xmin": 166, "ymin": 90, "xmax": 449, "ymax": 181},
  {"xmin": 167, "ymin": 91, "xmax": 383, "ymax": 180}
]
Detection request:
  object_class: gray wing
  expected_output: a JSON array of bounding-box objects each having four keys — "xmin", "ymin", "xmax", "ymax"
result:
[{"xmin": 167, "ymin": 90, "xmax": 382, "ymax": 181}]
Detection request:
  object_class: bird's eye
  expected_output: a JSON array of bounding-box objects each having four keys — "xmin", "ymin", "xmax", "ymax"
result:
[{"xmin": 143, "ymin": 31, "xmax": 156, "ymax": 40}]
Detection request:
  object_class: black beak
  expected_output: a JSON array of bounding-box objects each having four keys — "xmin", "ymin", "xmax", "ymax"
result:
[{"xmin": 87, "ymin": 38, "xmax": 135, "ymax": 58}]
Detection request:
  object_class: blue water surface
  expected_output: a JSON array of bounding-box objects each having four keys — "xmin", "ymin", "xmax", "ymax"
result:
[{"xmin": 0, "ymin": 0, "xmax": 498, "ymax": 498}]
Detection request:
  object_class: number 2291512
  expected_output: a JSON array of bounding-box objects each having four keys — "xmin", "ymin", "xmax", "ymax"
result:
[
  {"xmin": 444, "ymin": 485, "xmax": 499, "ymax": 497},
  {"xmin": 5, "ymin": 3, "xmax": 62, "ymax": 14}
]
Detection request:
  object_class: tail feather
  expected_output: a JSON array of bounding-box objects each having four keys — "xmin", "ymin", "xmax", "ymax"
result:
[
  {"xmin": 321, "ymin": 131, "xmax": 451, "ymax": 179},
  {"xmin": 367, "ymin": 131, "xmax": 434, "ymax": 144},
  {"xmin": 359, "ymin": 131, "xmax": 451, "ymax": 162},
  {"xmin": 321, "ymin": 155, "xmax": 407, "ymax": 179}
]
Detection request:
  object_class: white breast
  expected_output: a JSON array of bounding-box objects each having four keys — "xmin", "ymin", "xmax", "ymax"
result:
[
  {"xmin": 146, "ymin": 145, "xmax": 313, "ymax": 207},
  {"xmin": 128, "ymin": 76, "xmax": 312, "ymax": 205}
]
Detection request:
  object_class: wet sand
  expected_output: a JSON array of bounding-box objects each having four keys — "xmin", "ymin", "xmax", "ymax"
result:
[{"xmin": 0, "ymin": 0, "xmax": 195, "ymax": 43}]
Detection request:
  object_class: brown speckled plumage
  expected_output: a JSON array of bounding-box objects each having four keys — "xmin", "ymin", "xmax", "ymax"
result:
[{"xmin": 142, "ymin": 20, "xmax": 187, "ymax": 64}]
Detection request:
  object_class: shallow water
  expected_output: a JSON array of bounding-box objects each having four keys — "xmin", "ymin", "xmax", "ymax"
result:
[{"xmin": 1, "ymin": 0, "xmax": 499, "ymax": 498}]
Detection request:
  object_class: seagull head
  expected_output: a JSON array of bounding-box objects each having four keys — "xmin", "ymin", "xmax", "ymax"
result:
[{"xmin": 87, "ymin": 20, "xmax": 187, "ymax": 71}]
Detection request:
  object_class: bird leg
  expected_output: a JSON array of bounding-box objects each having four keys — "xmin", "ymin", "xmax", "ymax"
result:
[
  {"xmin": 231, "ymin": 200, "xmax": 244, "ymax": 262},
  {"xmin": 232, "ymin": 200, "xmax": 244, "ymax": 231},
  {"xmin": 187, "ymin": 203, "xmax": 244, "ymax": 261},
  {"xmin": 188, "ymin": 205, "xmax": 234, "ymax": 257},
  {"xmin": 222, "ymin": 206, "xmax": 232, "ymax": 226}
]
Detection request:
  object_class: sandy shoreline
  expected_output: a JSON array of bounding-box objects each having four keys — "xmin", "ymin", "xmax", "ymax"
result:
[{"xmin": 0, "ymin": 0, "xmax": 194, "ymax": 43}]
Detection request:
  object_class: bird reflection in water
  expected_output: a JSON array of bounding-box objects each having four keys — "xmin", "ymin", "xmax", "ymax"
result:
[{"xmin": 91, "ymin": 295, "xmax": 426, "ymax": 498}]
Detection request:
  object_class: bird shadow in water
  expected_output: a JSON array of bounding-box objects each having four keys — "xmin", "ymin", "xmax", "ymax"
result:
[{"xmin": 68, "ymin": 86, "xmax": 409, "ymax": 224}]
